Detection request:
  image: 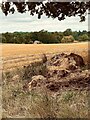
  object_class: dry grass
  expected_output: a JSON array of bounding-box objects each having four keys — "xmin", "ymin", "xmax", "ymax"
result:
[
  {"xmin": 1, "ymin": 42, "xmax": 89, "ymax": 118},
  {"xmin": 1, "ymin": 42, "xmax": 89, "ymax": 70},
  {"xmin": 2, "ymin": 42, "xmax": 88, "ymax": 57},
  {"xmin": 2, "ymin": 70, "xmax": 89, "ymax": 118},
  {"xmin": 2, "ymin": 65, "xmax": 89, "ymax": 118}
]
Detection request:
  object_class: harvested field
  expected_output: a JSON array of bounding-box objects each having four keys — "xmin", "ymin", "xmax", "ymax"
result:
[
  {"xmin": 1, "ymin": 42, "xmax": 89, "ymax": 70},
  {"xmin": 2, "ymin": 42, "xmax": 88, "ymax": 57},
  {"xmin": 1, "ymin": 42, "xmax": 90, "ymax": 118}
]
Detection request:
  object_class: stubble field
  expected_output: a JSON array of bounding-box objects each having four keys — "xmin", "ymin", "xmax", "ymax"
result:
[
  {"xmin": 1, "ymin": 42, "xmax": 89, "ymax": 70},
  {"xmin": 1, "ymin": 42, "xmax": 90, "ymax": 118}
]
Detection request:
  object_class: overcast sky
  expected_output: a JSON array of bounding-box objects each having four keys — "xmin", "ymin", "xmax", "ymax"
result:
[{"xmin": 0, "ymin": 7, "xmax": 89, "ymax": 33}]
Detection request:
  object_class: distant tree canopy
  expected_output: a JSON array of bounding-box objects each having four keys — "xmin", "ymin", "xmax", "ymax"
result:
[
  {"xmin": 63, "ymin": 29, "xmax": 72, "ymax": 36},
  {"xmin": 79, "ymin": 34, "xmax": 89, "ymax": 41},
  {"xmin": 61, "ymin": 35, "xmax": 74, "ymax": 43},
  {"xmin": 1, "ymin": 1, "xmax": 90, "ymax": 22},
  {"xmin": 1, "ymin": 29, "xmax": 89, "ymax": 44}
]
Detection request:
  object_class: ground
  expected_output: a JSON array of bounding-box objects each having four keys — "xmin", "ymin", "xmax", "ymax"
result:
[
  {"xmin": 1, "ymin": 42, "xmax": 88, "ymax": 70},
  {"xmin": 0, "ymin": 42, "xmax": 90, "ymax": 118}
]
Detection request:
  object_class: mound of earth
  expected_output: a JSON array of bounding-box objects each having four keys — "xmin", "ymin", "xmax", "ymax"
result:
[
  {"xmin": 47, "ymin": 53, "xmax": 85, "ymax": 71},
  {"xmin": 46, "ymin": 70, "xmax": 90, "ymax": 92},
  {"xmin": 23, "ymin": 53, "xmax": 90, "ymax": 92}
]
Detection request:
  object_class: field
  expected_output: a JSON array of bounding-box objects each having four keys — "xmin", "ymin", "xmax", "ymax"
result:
[
  {"xmin": 1, "ymin": 42, "xmax": 88, "ymax": 70},
  {"xmin": 1, "ymin": 42, "xmax": 90, "ymax": 118}
]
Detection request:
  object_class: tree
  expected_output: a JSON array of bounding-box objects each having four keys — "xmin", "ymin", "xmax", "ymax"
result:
[
  {"xmin": 1, "ymin": 33, "xmax": 6, "ymax": 43},
  {"xmin": 61, "ymin": 35, "xmax": 74, "ymax": 43},
  {"xmin": 3, "ymin": 32, "xmax": 12, "ymax": 43},
  {"xmin": 1, "ymin": 1, "xmax": 90, "ymax": 22},
  {"xmin": 72, "ymin": 31, "xmax": 79, "ymax": 40},
  {"xmin": 63, "ymin": 29, "xmax": 72, "ymax": 36},
  {"xmin": 37, "ymin": 30, "xmax": 58, "ymax": 43},
  {"xmin": 1, "ymin": 30, "xmax": 89, "ymax": 44},
  {"xmin": 30, "ymin": 32, "xmax": 38, "ymax": 42},
  {"xmin": 88, "ymin": 31, "xmax": 90, "ymax": 41},
  {"xmin": 79, "ymin": 34, "xmax": 89, "ymax": 41}
]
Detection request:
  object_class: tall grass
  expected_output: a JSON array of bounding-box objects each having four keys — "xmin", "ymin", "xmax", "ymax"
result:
[{"xmin": 2, "ymin": 66, "xmax": 89, "ymax": 118}]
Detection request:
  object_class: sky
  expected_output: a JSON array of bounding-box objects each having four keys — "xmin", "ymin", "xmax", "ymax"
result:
[{"xmin": 0, "ymin": 7, "xmax": 89, "ymax": 33}]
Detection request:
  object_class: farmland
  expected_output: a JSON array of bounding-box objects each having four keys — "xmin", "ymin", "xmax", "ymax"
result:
[
  {"xmin": 1, "ymin": 42, "xmax": 88, "ymax": 70},
  {"xmin": 1, "ymin": 42, "xmax": 90, "ymax": 118}
]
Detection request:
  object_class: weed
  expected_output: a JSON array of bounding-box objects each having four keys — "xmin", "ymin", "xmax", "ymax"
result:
[
  {"xmin": 23, "ymin": 62, "xmax": 48, "ymax": 80},
  {"xmin": 62, "ymin": 91, "xmax": 74, "ymax": 102}
]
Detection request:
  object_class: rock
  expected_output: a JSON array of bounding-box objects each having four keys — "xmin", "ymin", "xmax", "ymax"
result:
[
  {"xmin": 31, "ymin": 75, "xmax": 46, "ymax": 83},
  {"xmin": 28, "ymin": 75, "xmax": 47, "ymax": 89},
  {"xmin": 68, "ymin": 53, "xmax": 85, "ymax": 67},
  {"xmin": 68, "ymin": 64, "xmax": 77, "ymax": 71},
  {"xmin": 34, "ymin": 40, "xmax": 42, "ymax": 44},
  {"xmin": 48, "ymin": 53, "xmax": 85, "ymax": 70},
  {"xmin": 29, "ymin": 80, "xmax": 37, "ymax": 88}
]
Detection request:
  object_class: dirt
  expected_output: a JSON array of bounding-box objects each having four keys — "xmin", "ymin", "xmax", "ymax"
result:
[
  {"xmin": 23, "ymin": 52, "xmax": 90, "ymax": 92},
  {"xmin": 2, "ymin": 52, "xmax": 90, "ymax": 118}
]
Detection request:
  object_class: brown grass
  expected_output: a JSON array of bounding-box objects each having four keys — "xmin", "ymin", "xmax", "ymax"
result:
[
  {"xmin": 1, "ymin": 42, "xmax": 89, "ymax": 118},
  {"xmin": 2, "ymin": 42, "xmax": 88, "ymax": 57}
]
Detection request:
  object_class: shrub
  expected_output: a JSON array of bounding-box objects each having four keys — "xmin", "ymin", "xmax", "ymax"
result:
[
  {"xmin": 23, "ymin": 61, "xmax": 48, "ymax": 80},
  {"xmin": 61, "ymin": 35, "xmax": 74, "ymax": 43},
  {"xmin": 79, "ymin": 34, "xmax": 89, "ymax": 41}
]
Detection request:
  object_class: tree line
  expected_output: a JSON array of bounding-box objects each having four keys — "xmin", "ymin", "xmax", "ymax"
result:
[{"xmin": 1, "ymin": 29, "xmax": 90, "ymax": 44}]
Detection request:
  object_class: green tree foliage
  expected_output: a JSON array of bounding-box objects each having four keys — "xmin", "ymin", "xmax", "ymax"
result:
[
  {"xmin": 0, "ymin": 33, "xmax": 3, "ymax": 43},
  {"xmin": 53, "ymin": 32, "xmax": 63, "ymax": 43},
  {"xmin": 88, "ymin": 31, "xmax": 90, "ymax": 41},
  {"xmin": 79, "ymin": 34, "xmax": 89, "ymax": 41},
  {"xmin": 72, "ymin": 31, "xmax": 78, "ymax": 40},
  {"xmin": 30, "ymin": 32, "xmax": 38, "ymax": 42},
  {"xmin": 37, "ymin": 30, "xmax": 59, "ymax": 44},
  {"xmin": 1, "ymin": 29, "xmax": 89, "ymax": 44},
  {"xmin": 61, "ymin": 35, "xmax": 75, "ymax": 43},
  {"xmin": 63, "ymin": 29, "xmax": 72, "ymax": 36}
]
